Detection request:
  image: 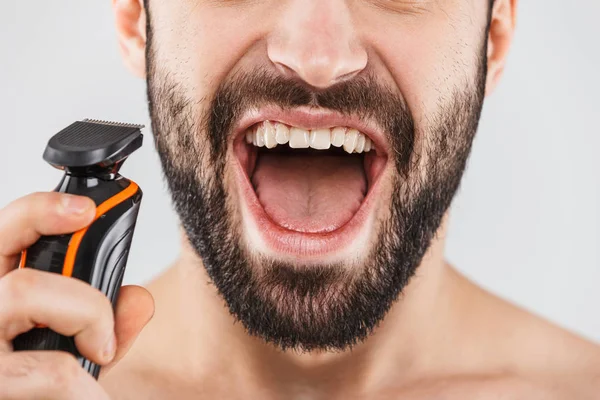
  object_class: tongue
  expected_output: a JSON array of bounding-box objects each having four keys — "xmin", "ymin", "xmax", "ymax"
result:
[{"xmin": 252, "ymin": 153, "xmax": 367, "ymax": 233}]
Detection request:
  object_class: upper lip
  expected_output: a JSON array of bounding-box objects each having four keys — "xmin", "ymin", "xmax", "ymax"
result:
[{"xmin": 233, "ymin": 106, "xmax": 389, "ymax": 154}]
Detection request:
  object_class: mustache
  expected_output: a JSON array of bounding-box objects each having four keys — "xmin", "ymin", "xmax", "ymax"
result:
[{"xmin": 205, "ymin": 68, "xmax": 415, "ymax": 174}]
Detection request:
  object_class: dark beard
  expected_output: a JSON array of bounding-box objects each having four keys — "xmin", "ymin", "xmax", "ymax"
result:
[{"xmin": 146, "ymin": 35, "xmax": 487, "ymax": 351}]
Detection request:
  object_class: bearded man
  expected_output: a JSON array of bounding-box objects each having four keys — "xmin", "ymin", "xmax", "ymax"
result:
[{"xmin": 0, "ymin": 0, "xmax": 598, "ymax": 398}]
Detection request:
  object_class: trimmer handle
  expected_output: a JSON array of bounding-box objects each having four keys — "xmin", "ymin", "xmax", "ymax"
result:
[{"xmin": 11, "ymin": 120, "xmax": 144, "ymax": 379}]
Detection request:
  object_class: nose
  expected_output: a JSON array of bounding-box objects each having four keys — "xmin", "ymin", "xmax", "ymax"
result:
[{"xmin": 267, "ymin": 0, "xmax": 368, "ymax": 89}]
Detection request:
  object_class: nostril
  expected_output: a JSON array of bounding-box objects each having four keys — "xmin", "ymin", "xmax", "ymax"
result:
[
  {"xmin": 273, "ymin": 61, "xmax": 298, "ymax": 79},
  {"xmin": 270, "ymin": 60, "xmax": 330, "ymax": 90},
  {"xmin": 332, "ymin": 68, "xmax": 362, "ymax": 84}
]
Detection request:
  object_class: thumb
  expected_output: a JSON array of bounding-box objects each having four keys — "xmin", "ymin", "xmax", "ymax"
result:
[{"xmin": 105, "ymin": 285, "xmax": 155, "ymax": 369}]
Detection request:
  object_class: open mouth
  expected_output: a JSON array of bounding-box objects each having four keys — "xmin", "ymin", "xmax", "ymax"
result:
[{"xmin": 233, "ymin": 109, "xmax": 389, "ymax": 257}]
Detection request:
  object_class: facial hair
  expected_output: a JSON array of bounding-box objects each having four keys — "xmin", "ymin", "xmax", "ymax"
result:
[{"xmin": 146, "ymin": 32, "xmax": 487, "ymax": 352}]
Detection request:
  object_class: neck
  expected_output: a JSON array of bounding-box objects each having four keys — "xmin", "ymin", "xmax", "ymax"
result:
[{"xmin": 144, "ymin": 215, "xmax": 470, "ymax": 398}]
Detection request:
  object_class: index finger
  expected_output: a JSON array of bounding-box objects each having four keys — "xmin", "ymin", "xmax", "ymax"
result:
[{"xmin": 0, "ymin": 192, "xmax": 95, "ymax": 276}]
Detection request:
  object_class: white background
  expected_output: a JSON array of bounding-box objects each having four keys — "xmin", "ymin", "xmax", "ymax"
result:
[{"xmin": 1, "ymin": 2, "xmax": 598, "ymax": 342}]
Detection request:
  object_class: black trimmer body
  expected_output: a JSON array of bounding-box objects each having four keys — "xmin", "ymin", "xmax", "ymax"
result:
[{"xmin": 12, "ymin": 119, "xmax": 144, "ymax": 379}]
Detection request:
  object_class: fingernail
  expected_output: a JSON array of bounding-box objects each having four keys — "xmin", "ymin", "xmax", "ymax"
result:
[
  {"xmin": 102, "ymin": 334, "xmax": 117, "ymax": 362},
  {"xmin": 60, "ymin": 196, "xmax": 93, "ymax": 215}
]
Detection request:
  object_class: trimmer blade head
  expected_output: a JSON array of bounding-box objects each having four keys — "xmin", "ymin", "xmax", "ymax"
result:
[{"xmin": 44, "ymin": 119, "xmax": 144, "ymax": 168}]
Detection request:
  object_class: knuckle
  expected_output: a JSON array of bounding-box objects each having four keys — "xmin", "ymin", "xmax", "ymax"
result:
[
  {"xmin": 95, "ymin": 291, "xmax": 115, "ymax": 326},
  {"xmin": 46, "ymin": 352, "xmax": 83, "ymax": 390},
  {"xmin": 28, "ymin": 191, "xmax": 57, "ymax": 205},
  {"xmin": 0, "ymin": 269, "xmax": 38, "ymax": 302},
  {"xmin": 98, "ymin": 290, "xmax": 113, "ymax": 310},
  {"xmin": 89, "ymin": 285, "xmax": 112, "ymax": 310},
  {"xmin": 0, "ymin": 352, "xmax": 38, "ymax": 379},
  {"xmin": 0, "ymin": 352, "xmax": 78, "ymax": 381},
  {"xmin": 0, "ymin": 352, "xmax": 88, "ymax": 398}
]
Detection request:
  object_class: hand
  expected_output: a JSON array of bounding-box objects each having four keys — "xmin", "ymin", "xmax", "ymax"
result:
[{"xmin": 0, "ymin": 192, "xmax": 154, "ymax": 399}]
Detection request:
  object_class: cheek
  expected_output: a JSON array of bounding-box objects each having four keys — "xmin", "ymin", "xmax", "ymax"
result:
[
  {"xmin": 358, "ymin": 3, "xmax": 485, "ymax": 167},
  {"xmin": 148, "ymin": 2, "xmax": 274, "ymax": 178},
  {"xmin": 359, "ymin": 3, "xmax": 485, "ymax": 118},
  {"xmin": 149, "ymin": 3, "xmax": 272, "ymax": 102}
]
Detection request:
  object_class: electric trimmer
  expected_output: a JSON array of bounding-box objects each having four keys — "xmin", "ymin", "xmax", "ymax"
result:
[{"xmin": 12, "ymin": 119, "xmax": 144, "ymax": 379}]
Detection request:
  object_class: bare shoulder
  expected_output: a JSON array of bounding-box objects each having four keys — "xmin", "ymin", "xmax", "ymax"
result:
[
  {"xmin": 509, "ymin": 316, "xmax": 600, "ymax": 398},
  {"xmin": 451, "ymin": 268, "xmax": 600, "ymax": 397},
  {"xmin": 381, "ymin": 373, "xmax": 600, "ymax": 400}
]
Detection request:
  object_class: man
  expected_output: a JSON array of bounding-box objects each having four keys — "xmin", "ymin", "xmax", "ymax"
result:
[{"xmin": 0, "ymin": 0, "xmax": 598, "ymax": 398}]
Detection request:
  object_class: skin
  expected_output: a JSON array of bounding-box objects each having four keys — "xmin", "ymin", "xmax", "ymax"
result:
[{"xmin": 0, "ymin": 0, "xmax": 598, "ymax": 399}]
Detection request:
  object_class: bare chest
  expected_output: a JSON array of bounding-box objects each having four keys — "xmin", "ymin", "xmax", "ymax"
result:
[{"xmin": 102, "ymin": 374, "xmax": 569, "ymax": 400}]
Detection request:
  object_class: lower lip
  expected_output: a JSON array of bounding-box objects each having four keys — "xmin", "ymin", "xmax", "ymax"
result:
[{"xmin": 233, "ymin": 141, "xmax": 389, "ymax": 259}]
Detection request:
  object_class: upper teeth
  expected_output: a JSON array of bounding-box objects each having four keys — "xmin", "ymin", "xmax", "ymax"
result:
[{"xmin": 245, "ymin": 121, "xmax": 374, "ymax": 154}]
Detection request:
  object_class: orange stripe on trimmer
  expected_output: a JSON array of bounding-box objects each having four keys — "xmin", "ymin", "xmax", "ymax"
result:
[
  {"xmin": 62, "ymin": 181, "xmax": 139, "ymax": 278},
  {"xmin": 18, "ymin": 250, "xmax": 27, "ymax": 269}
]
